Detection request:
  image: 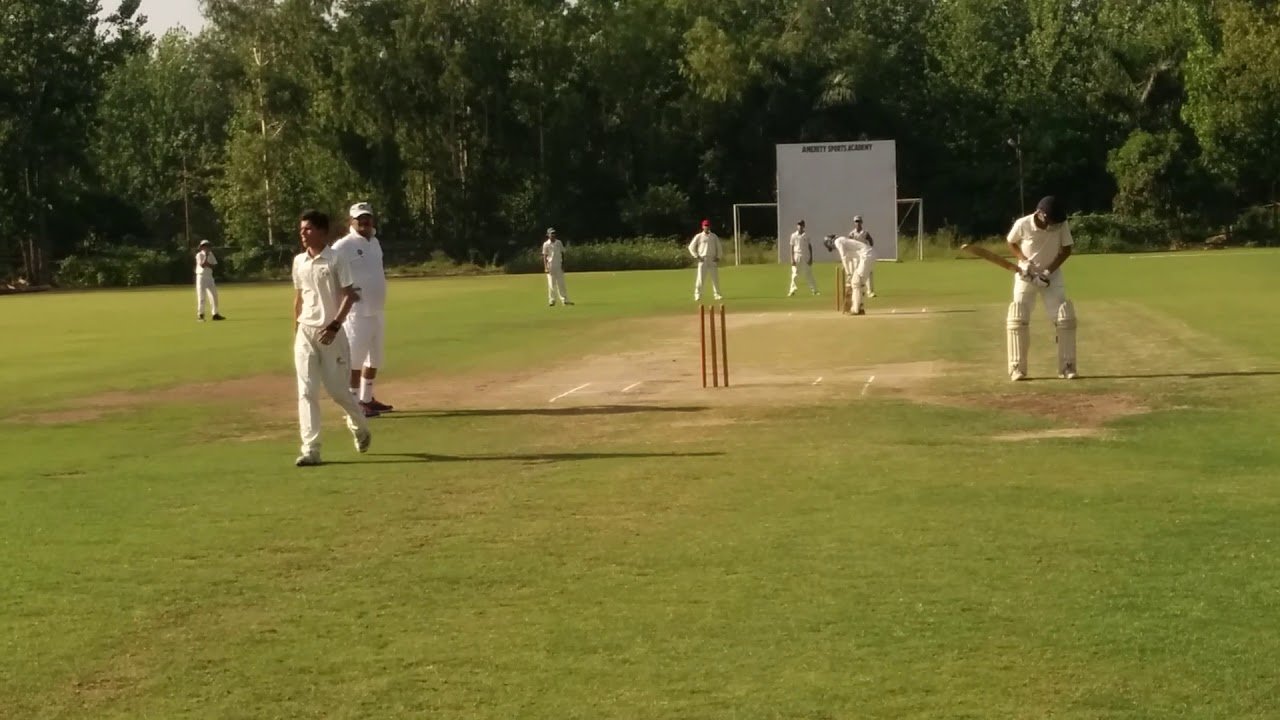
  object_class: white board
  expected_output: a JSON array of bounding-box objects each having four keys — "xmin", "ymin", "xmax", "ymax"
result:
[{"xmin": 775, "ymin": 140, "xmax": 898, "ymax": 262}]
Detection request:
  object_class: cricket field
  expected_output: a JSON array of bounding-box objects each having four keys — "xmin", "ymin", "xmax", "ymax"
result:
[{"xmin": 3, "ymin": 250, "xmax": 1279, "ymax": 719}]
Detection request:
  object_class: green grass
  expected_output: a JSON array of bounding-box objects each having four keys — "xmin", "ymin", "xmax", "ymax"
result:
[{"xmin": 4, "ymin": 251, "xmax": 1280, "ymax": 718}]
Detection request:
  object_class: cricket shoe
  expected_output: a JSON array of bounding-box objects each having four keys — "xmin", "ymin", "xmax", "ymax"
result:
[
  {"xmin": 197, "ymin": 314, "xmax": 204, "ymax": 321},
  {"xmin": 359, "ymin": 401, "xmax": 381, "ymax": 418},
  {"xmin": 295, "ymin": 454, "xmax": 322, "ymax": 467},
  {"xmin": 563, "ymin": 300, "xmax": 574, "ymax": 306},
  {"xmin": 788, "ymin": 289, "xmax": 797, "ymax": 297},
  {"xmin": 353, "ymin": 428, "xmax": 372, "ymax": 453},
  {"xmin": 1059, "ymin": 364, "xmax": 1078, "ymax": 380},
  {"xmin": 368, "ymin": 398, "xmax": 394, "ymax": 412},
  {"xmin": 212, "ymin": 314, "xmax": 226, "ymax": 321},
  {"xmin": 549, "ymin": 301, "xmax": 556, "ymax": 307},
  {"xmin": 1010, "ymin": 369, "xmax": 1027, "ymax": 382}
]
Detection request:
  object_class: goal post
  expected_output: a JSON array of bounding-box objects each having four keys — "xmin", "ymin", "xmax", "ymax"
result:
[
  {"xmin": 731, "ymin": 202, "xmax": 777, "ymax": 266},
  {"xmin": 897, "ymin": 198, "xmax": 924, "ymax": 261}
]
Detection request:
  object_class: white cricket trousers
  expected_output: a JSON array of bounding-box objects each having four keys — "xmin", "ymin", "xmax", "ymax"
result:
[
  {"xmin": 789, "ymin": 262, "xmax": 817, "ymax": 294},
  {"xmin": 694, "ymin": 260, "xmax": 721, "ymax": 299},
  {"xmin": 294, "ymin": 325, "xmax": 369, "ymax": 458},
  {"xmin": 344, "ymin": 313, "xmax": 385, "ymax": 369},
  {"xmin": 546, "ymin": 269, "xmax": 569, "ymax": 303},
  {"xmin": 1012, "ymin": 272, "xmax": 1067, "ymax": 321},
  {"xmin": 196, "ymin": 275, "xmax": 219, "ymax": 315}
]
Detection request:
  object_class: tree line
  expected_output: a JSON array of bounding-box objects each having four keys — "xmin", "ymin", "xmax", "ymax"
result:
[{"xmin": 2, "ymin": 0, "xmax": 1278, "ymax": 286}]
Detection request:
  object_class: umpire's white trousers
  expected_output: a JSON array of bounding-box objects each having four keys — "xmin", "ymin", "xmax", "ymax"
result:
[
  {"xmin": 294, "ymin": 325, "xmax": 368, "ymax": 457},
  {"xmin": 196, "ymin": 275, "xmax": 219, "ymax": 315},
  {"xmin": 546, "ymin": 268, "xmax": 569, "ymax": 303},
  {"xmin": 695, "ymin": 260, "xmax": 721, "ymax": 299}
]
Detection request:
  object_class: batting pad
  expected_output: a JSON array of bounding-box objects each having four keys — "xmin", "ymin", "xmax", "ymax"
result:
[
  {"xmin": 1007, "ymin": 302, "xmax": 1029, "ymax": 375},
  {"xmin": 1056, "ymin": 300, "xmax": 1077, "ymax": 376}
]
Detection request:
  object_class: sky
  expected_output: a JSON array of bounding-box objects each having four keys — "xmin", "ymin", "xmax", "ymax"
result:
[{"xmin": 102, "ymin": 0, "xmax": 207, "ymax": 35}]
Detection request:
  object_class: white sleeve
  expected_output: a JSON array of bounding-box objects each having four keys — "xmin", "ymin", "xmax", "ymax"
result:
[
  {"xmin": 1006, "ymin": 217, "xmax": 1024, "ymax": 244},
  {"xmin": 208, "ymin": 252, "xmax": 218, "ymax": 266},
  {"xmin": 688, "ymin": 235, "xmax": 699, "ymax": 256},
  {"xmin": 335, "ymin": 253, "xmax": 355, "ymax": 289}
]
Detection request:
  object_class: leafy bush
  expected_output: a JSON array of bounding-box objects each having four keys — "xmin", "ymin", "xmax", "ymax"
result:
[
  {"xmin": 1230, "ymin": 204, "xmax": 1280, "ymax": 246},
  {"xmin": 503, "ymin": 236, "xmax": 696, "ymax": 274},
  {"xmin": 1067, "ymin": 213, "xmax": 1164, "ymax": 253},
  {"xmin": 223, "ymin": 243, "xmax": 294, "ymax": 280},
  {"xmin": 55, "ymin": 246, "xmax": 184, "ymax": 287}
]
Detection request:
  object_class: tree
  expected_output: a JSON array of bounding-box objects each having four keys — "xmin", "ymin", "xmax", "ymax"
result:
[
  {"xmin": 0, "ymin": 0, "xmax": 138, "ymax": 283},
  {"xmin": 1184, "ymin": 0, "xmax": 1280, "ymax": 221}
]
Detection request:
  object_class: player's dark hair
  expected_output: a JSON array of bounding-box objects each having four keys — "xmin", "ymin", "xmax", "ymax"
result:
[{"xmin": 299, "ymin": 209, "xmax": 330, "ymax": 232}]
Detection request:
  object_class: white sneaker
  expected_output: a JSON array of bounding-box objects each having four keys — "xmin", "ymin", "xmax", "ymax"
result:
[
  {"xmin": 714, "ymin": 294, "xmax": 723, "ymax": 301},
  {"xmin": 353, "ymin": 428, "xmax": 371, "ymax": 453},
  {"xmin": 1059, "ymin": 364, "xmax": 1078, "ymax": 380},
  {"xmin": 788, "ymin": 289, "xmax": 796, "ymax": 297},
  {"xmin": 295, "ymin": 454, "xmax": 321, "ymax": 467},
  {"xmin": 1010, "ymin": 369, "xmax": 1027, "ymax": 382},
  {"xmin": 868, "ymin": 292, "xmax": 877, "ymax": 298}
]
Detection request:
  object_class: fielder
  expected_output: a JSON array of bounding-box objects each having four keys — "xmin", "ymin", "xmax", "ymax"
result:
[
  {"xmin": 787, "ymin": 220, "xmax": 818, "ymax": 297},
  {"xmin": 292, "ymin": 209, "xmax": 371, "ymax": 467},
  {"xmin": 688, "ymin": 219, "xmax": 723, "ymax": 302},
  {"xmin": 1005, "ymin": 195, "xmax": 1077, "ymax": 381},
  {"xmin": 333, "ymin": 202, "xmax": 393, "ymax": 417},
  {"xmin": 542, "ymin": 227, "xmax": 573, "ymax": 306},
  {"xmin": 824, "ymin": 228, "xmax": 873, "ymax": 315},
  {"xmin": 194, "ymin": 240, "xmax": 225, "ymax": 321},
  {"xmin": 849, "ymin": 215, "xmax": 877, "ymax": 298}
]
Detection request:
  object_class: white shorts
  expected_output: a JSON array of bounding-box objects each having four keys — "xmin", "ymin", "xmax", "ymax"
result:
[{"xmin": 343, "ymin": 313, "xmax": 385, "ymax": 369}]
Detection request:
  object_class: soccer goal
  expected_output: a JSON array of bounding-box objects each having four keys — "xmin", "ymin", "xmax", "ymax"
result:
[
  {"xmin": 731, "ymin": 202, "xmax": 777, "ymax": 266},
  {"xmin": 898, "ymin": 198, "xmax": 924, "ymax": 261}
]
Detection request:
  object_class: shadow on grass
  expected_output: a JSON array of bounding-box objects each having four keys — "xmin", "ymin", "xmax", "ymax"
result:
[
  {"xmin": 1024, "ymin": 370, "xmax": 1280, "ymax": 381},
  {"xmin": 319, "ymin": 450, "xmax": 724, "ymax": 465},
  {"xmin": 877, "ymin": 308, "xmax": 977, "ymax": 315},
  {"xmin": 374, "ymin": 405, "xmax": 707, "ymax": 419}
]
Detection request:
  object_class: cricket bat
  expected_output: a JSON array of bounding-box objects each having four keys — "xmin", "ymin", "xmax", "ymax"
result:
[{"xmin": 960, "ymin": 243, "xmax": 1020, "ymax": 274}]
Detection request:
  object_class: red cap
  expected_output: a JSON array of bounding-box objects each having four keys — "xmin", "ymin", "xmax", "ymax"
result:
[{"xmin": 701, "ymin": 219, "xmax": 710, "ymax": 227}]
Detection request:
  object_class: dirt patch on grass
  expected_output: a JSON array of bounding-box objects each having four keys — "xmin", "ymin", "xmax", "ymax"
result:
[
  {"xmin": 945, "ymin": 389, "xmax": 1148, "ymax": 426},
  {"xmin": 14, "ymin": 375, "xmax": 289, "ymax": 425},
  {"xmin": 6, "ymin": 311, "xmax": 977, "ymax": 426},
  {"xmin": 991, "ymin": 427, "xmax": 1108, "ymax": 441}
]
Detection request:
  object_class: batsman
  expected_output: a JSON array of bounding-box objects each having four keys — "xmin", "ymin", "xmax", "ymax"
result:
[{"xmin": 1005, "ymin": 195, "xmax": 1077, "ymax": 381}]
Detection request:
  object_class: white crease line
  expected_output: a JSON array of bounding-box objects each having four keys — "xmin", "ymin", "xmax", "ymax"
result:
[
  {"xmin": 812, "ymin": 376, "xmax": 823, "ymax": 385},
  {"xmin": 861, "ymin": 375, "xmax": 876, "ymax": 396},
  {"xmin": 622, "ymin": 382, "xmax": 643, "ymax": 393},
  {"xmin": 1128, "ymin": 252, "xmax": 1244, "ymax": 260},
  {"xmin": 550, "ymin": 383, "xmax": 590, "ymax": 403}
]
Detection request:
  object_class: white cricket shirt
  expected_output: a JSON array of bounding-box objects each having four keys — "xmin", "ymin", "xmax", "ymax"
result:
[
  {"xmin": 688, "ymin": 231, "xmax": 721, "ymax": 261},
  {"xmin": 1007, "ymin": 213, "xmax": 1073, "ymax": 270},
  {"xmin": 195, "ymin": 249, "xmax": 217, "ymax": 276},
  {"xmin": 790, "ymin": 231, "xmax": 810, "ymax": 261},
  {"xmin": 542, "ymin": 238, "xmax": 564, "ymax": 271},
  {"xmin": 292, "ymin": 246, "xmax": 355, "ymax": 329},
  {"xmin": 332, "ymin": 231, "xmax": 386, "ymax": 317}
]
